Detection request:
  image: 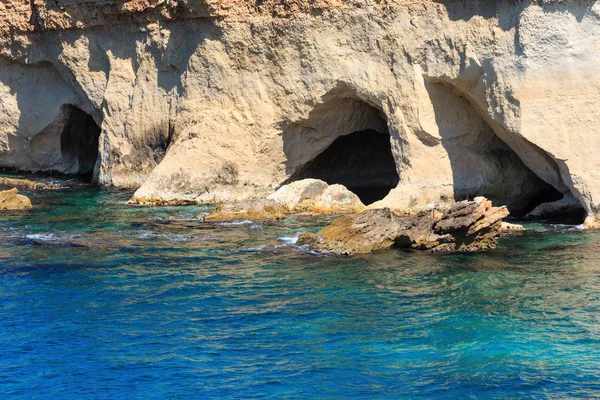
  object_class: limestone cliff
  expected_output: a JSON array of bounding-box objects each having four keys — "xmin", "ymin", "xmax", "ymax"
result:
[{"xmin": 1, "ymin": 0, "xmax": 599, "ymax": 223}]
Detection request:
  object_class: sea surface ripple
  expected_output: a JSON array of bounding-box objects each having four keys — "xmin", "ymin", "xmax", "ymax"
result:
[{"xmin": 1, "ymin": 185, "xmax": 600, "ymax": 398}]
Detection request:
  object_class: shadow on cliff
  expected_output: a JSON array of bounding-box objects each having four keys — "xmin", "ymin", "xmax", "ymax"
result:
[
  {"xmin": 51, "ymin": 17, "xmax": 223, "ymax": 169},
  {"xmin": 433, "ymin": 0, "xmax": 597, "ymax": 27},
  {"xmin": 422, "ymin": 79, "xmax": 564, "ymax": 216}
]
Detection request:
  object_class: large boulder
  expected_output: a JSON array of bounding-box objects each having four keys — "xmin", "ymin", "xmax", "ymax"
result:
[
  {"xmin": 0, "ymin": 188, "xmax": 32, "ymax": 211},
  {"xmin": 266, "ymin": 179, "xmax": 365, "ymax": 214},
  {"xmin": 298, "ymin": 197, "xmax": 509, "ymax": 255},
  {"xmin": 203, "ymin": 179, "xmax": 365, "ymax": 222}
]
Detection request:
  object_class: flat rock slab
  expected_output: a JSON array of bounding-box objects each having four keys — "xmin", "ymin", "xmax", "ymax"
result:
[
  {"xmin": 204, "ymin": 199, "xmax": 286, "ymax": 222},
  {"xmin": 0, "ymin": 177, "xmax": 60, "ymax": 190},
  {"xmin": 298, "ymin": 197, "xmax": 509, "ymax": 255}
]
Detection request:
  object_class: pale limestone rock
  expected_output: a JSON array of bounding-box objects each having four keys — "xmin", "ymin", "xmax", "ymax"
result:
[
  {"xmin": 1, "ymin": 1, "xmax": 600, "ymax": 225},
  {"xmin": 267, "ymin": 179, "xmax": 365, "ymax": 214},
  {"xmin": 203, "ymin": 179, "xmax": 363, "ymax": 221},
  {"xmin": 501, "ymin": 222, "xmax": 526, "ymax": 232}
]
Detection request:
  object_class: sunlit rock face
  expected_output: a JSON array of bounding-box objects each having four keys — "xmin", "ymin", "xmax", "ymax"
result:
[{"xmin": 0, "ymin": 0, "xmax": 599, "ymax": 221}]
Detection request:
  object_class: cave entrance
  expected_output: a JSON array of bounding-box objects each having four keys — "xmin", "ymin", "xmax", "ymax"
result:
[
  {"xmin": 291, "ymin": 129, "xmax": 400, "ymax": 205},
  {"xmin": 60, "ymin": 105, "xmax": 101, "ymax": 181}
]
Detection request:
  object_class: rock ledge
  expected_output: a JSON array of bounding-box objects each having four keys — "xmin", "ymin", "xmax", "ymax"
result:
[{"xmin": 298, "ymin": 197, "xmax": 509, "ymax": 255}]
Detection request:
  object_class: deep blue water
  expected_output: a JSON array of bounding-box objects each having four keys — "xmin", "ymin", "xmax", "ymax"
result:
[{"xmin": 2, "ymin": 182, "xmax": 600, "ymax": 398}]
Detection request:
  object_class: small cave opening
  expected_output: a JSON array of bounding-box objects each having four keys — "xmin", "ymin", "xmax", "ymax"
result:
[
  {"xmin": 422, "ymin": 78, "xmax": 588, "ymax": 224},
  {"xmin": 291, "ymin": 129, "xmax": 400, "ymax": 205},
  {"xmin": 60, "ymin": 105, "xmax": 101, "ymax": 181},
  {"xmin": 515, "ymin": 185, "xmax": 565, "ymax": 217}
]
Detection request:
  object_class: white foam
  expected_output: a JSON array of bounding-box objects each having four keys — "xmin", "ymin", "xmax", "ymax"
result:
[
  {"xmin": 278, "ymin": 235, "xmax": 299, "ymax": 244},
  {"xmin": 25, "ymin": 233, "xmax": 56, "ymax": 241},
  {"xmin": 135, "ymin": 231, "xmax": 192, "ymax": 242},
  {"xmin": 218, "ymin": 220, "xmax": 254, "ymax": 226}
]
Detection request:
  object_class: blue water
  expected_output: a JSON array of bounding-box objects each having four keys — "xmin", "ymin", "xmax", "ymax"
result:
[{"xmin": 2, "ymin": 183, "xmax": 600, "ymax": 398}]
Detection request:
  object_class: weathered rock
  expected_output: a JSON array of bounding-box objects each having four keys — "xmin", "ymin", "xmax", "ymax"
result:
[
  {"xmin": 204, "ymin": 199, "xmax": 286, "ymax": 222},
  {"xmin": 298, "ymin": 198, "xmax": 509, "ymax": 255},
  {"xmin": 0, "ymin": 177, "xmax": 60, "ymax": 190},
  {"xmin": 298, "ymin": 208, "xmax": 404, "ymax": 255},
  {"xmin": 267, "ymin": 179, "xmax": 365, "ymax": 214},
  {"xmin": 0, "ymin": 188, "xmax": 32, "ymax": 210},
  {"xmin": 3, "ymin": 0, "xmax": 600, "ymax": 225}
]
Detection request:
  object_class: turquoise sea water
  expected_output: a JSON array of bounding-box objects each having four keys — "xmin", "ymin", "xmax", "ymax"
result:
[{"xmin": 2, "ymin": 181, "xmax": 600, "ymax": 398}]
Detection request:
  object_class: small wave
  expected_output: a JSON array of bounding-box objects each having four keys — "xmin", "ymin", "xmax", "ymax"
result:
[
  {"xmin": 23, "ymin": 233, "xmax": 81, "ymax": 241},
  {"xmin": 24, "ymin": 233, "xmax": 56, "ymax": 241},
  {"xmin": 218, "ymin": 220, "xmax": 254, "ymax": 226},
  {"xmin": 135, "ymin": 231, "xmax": 193, "ymax": 242},
  {"xmin": 550, "ymin": 223, "xmax": 586, "ymax": 232},
  {"xmin": 238, "ymin": 245, "xmax": 267, "ymax": 253},
  {"xmin": 278, "ymin": 235, "xmax": 299, "ymax": 245}
]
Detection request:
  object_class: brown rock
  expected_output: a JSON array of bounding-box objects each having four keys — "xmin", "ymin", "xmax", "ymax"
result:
[
  {"xmin": 0, "ymin": 188, "xmax": 32, "ymax": 211},
  {"xmin": 0, "ymin": 177, "xmax": 60, "ymax": 190},
  {"xmin": 298, "ymin": 208, "xmax": 402, "ymax": 255},
  {"xmin": 204, "ymin": 199, "xmax": 286, "ymax": 222},
  {"xmin": 299, "ymin": 198, "xmax": 509, "ymax": 255}
]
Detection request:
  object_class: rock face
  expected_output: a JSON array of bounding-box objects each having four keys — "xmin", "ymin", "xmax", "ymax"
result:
[
  {"xmin": 1, "ymin": 1, "xmax": 600, "ymax": 223},
  {"xmin": 0, "ymin": 188, "xmax": 32, "ymax": 211},
  {"xmin": 298, "ymin": 198, "xmax": 509, "ymax": 255}
]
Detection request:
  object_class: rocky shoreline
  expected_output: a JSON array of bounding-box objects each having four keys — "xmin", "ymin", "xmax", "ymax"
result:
[
  {"xmin": 2, "ymin": 0, "xmax": 600, "ymax": 228},
  {"xmin": 0, "ymin": 174, "xmax": 588, "ymax": 254}
]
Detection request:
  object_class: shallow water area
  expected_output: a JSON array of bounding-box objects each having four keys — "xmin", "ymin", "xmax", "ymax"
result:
[{"xmin": 2, "ymin": 182, "xmax": 600, "ymax": 398}]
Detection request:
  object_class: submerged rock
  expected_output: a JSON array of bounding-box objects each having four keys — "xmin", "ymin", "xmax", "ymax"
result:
[
  {"xmin": 298, "ymin": 197, "xmax": 509, "ymax": 255},
  {"xmin": 0, "ymin": 177, "xmax": 61, "ymax": 190},
  {"xmin": 204, "ymin": 199, "xmax": 286, "ymax": 222},
  {"xmin": 0, "ymin": 188, "xmax": 32, "ymax": 211}
]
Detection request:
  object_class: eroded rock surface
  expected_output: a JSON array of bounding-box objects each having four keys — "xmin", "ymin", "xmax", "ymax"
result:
[
  {"xmin": 0, "ymin": 188, "xmax": 32, "ymax": 211},
  {"xmin": 2, "ymin": 1, "xmax": 600, "ymax": 224},
  {"xmin": 298, "ymin": 197, "xmax": 509, "ymax": 255}
]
